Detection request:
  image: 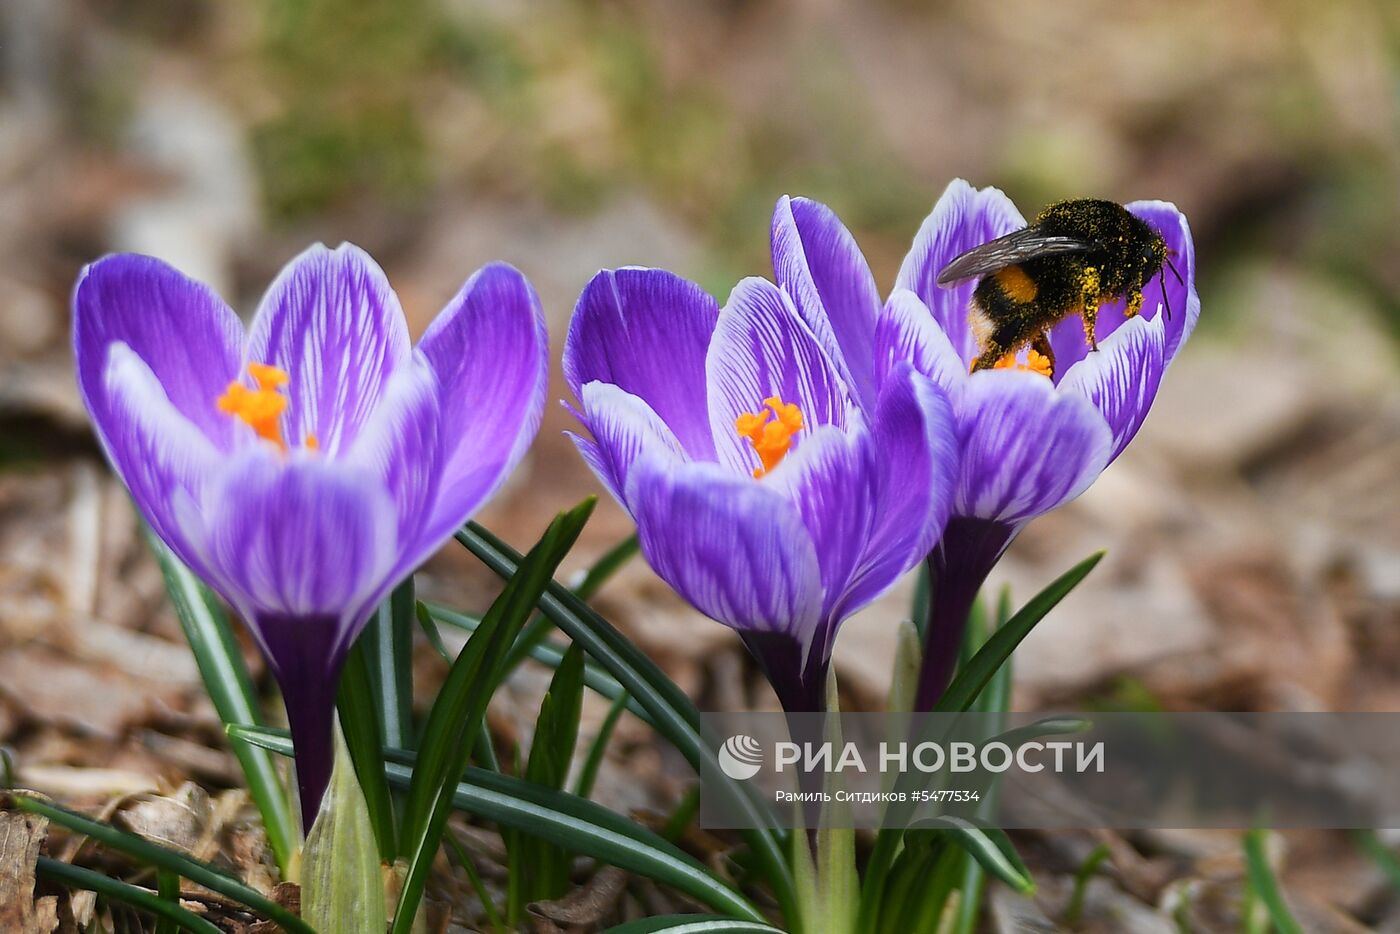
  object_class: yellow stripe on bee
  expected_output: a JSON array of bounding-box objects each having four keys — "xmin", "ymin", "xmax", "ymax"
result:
[{"xmin": 993, "ymin": 265, "xmax": 1038, "ymax": 303}]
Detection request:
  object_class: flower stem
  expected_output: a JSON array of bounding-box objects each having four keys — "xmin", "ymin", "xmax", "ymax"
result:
[
  {"xmin": 914, "ymin": 518, "xmax": 1016, "ymax": 711},
  {"xmin": 260, "ymin": 613, "xmax": 344, "ymax": 832}
]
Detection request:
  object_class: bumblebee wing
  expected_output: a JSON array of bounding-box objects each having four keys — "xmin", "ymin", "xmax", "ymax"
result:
[{"xmin": 935, "ymin": 228, "xmax": 1095, "ymax": 287}]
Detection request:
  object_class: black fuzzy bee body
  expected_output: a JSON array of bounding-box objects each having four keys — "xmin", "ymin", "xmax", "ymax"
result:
[{"xmin": 937, "ymin": 199, "xmax": 1171, "ymax": 378}]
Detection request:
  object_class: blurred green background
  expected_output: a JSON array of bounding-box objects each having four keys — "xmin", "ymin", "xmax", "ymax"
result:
[{"xmin": 4, "ymin": 0, "xmax": 1400, "ymax": 342}]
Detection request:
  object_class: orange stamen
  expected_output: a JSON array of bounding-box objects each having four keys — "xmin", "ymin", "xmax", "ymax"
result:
[
  {"xmin": 735, "ymin": 396, "xmax": 804, "ymax": 478},
  {"xmin": 991, "ymin": 350, "xmax": 1053, "ymax": 379},
  {"xmin": 216, "ymin": 362, "xmax": 315, "ymax": 453}
]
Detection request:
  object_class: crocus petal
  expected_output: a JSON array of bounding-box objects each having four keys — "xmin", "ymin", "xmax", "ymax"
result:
[
  {"xmin": 246, "ymin": 243, "xmax": 412, "ymax": 456},
  {"xmin": 1128, "ymin": 200, "xmax": 1199, "ymax": 363},
  {"xmin": 706, "ymin": 277, "xmax": 855, "ymax": 474},
  {"xmin": 764, "ymin": 424, "xmax": 878, "ymax": 622},
  {"xmin": 843, "ymin": 364, "xmax": 959, "ymax": 612},
  {"xmin": 896, "ymin": 180, "xmax": 1026, "ymax": 367},
  {"xmin": 626, "ymin": 454, "xmax": 823, "ymax": 643},
  {"xmin": 101, "ymin": 342, "xmax": 222, "ymax": 574},
  {"xmin": 771, "ymin": 196, "xmax": 882, "ymax": 408},
  {"xmin": 1058, "ymin": 313, "xmax": 1166, "ymax": 463},
  {"xmin": 74, "ymin": 254, "xmax": 245, "ymax": 450},
  {"xmin": 342, "ymin": 359, "xmax": 442, "ymax": 572},
  {"xmin": 563, "ymin": 268, "xmax": 719, "ymax": 460},
  {"xmin": 573, "ymin": 381, "xmax": 686, "ymax": 509},
  {"xmin": 1046, "ymin": 200, "xmax": 1199, "ymax": 377},
  {"xmin": 955, "ymin": 371, "xmax": 1111, "ymax": 524},
  {"xmin": 874, "ymin": 288, "xmax": 970, "ymax": 404},
  {"xmin": 415, "ymin": 262, "xmax": 549, "ymax": 546},
  {"xmin": 188, "ymin": 450, "xmax": 398, "ymax": 647}
]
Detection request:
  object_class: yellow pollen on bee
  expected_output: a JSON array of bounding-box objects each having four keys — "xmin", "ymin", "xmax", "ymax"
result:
[
  {"xmin": 991, "ymin": 349, "xmax": 1053, "ymax": 379},
  {"xmin": 994, "ymin": 265, "xmax": 1039, "ymax": 303},
  {"xmin": 216, "ymin": 363, "xmax": 317, "ymax": 453},
  {"xmin": 735, "ymin": 396, "xmax": 804, "ymax": 478}
]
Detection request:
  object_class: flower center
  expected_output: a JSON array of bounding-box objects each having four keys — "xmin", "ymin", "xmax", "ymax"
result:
[
  {"xmin": 992, "ymin": 349, "xmax": 1053, "ymax": 379},
  {"xmin": 735, "ymin": 396, "xmax": 804, "ymax": 478},
  {"xmin": 217, "ymin": 362, "xmax": 318, "ymax": 452}
]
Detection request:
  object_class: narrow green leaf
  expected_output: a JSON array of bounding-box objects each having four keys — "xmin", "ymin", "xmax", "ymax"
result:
[
  {"xmin": 337, "ymin": 640, "xmax": 398, "ymax": 861},
  {"xmin": 861, "ymin": 555, "xmax": 1099, "ymax": 932},
  {"xmin": 574, "ymin": 689, "xmax": 629, "ymax": 799},
  {"xmin": 500, "ymin": 532, "xmax": 640, "ymax": 678},
  {"xmin": 887, "ymin": 618, "xmax": 922, "ymax": 716},
  {"xmin": 148, "ymin": 535, "xmax": 298, "ymax": 874},
  {"xmin": 228, "ymin": 723, "xmax": 767, "ymax": 923},
  {"xmin": 368, "ymin": 578, "xmax": 416, "ymax": 750},
  {"xmin": 508, "ymin": 643, "xmax": 586, "ymax": 922},
  {"xmin": 935, "ymin": 552, "xmax": 1103, "ymax": 714},
  {"xmin": 302, "ymin": 723, "xmax": 387, "ymax": 934},
  {"xmin": 154, "ymin": 869, "xmax": 179, "ymax": 934},
  {"xmin": 604, "ymin": 917, "xmax": 785, "ymax": 934},
  {"xmin": 414, "ymin": 601, "xmax": 453, "ymax": 662},
  {"xmin": 662, "ymin": 787, "xmax": 700, "ymax": 844},
  {"xmin": 910, "ymin": 560, "xmax": 930, "ymax": 642},
  {"xmin": 394, "ymin": 501, "xmax": 594, "ymax": 934},
  {"xmin": 12, "ymin": 795, "xmax": 312, "ymax": 934},
  {"xmin": 816, "ymin": 673, "xmax": 857, "ymax": 934},
  {"xmin": 914, "ymin": 818, "xmax": 1034, "ymax": 894},
  {"xmin": 1243, "ymin": 829, "xmax": 1304, "ymax": 934},
  {"xmin": 1063, "ymin": 843, "xmax": 1110, "ymax": 926},
  {"xmin": 36, "ymin": 857, "xmax": 223, "ymax": 934},
  {"xmin": 427, "ymin": 603, "xmax": 651, "ymax": 725},
  {"xmin": 454, "ymin": 522, "xmax": 796, "ymax": 922},
  {"xmin": 443, "ymin": 829, "xmax": 507, "ymax": 932}
]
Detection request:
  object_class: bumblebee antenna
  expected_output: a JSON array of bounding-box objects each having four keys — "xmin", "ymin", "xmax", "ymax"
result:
[
  {"xmin": 1158, "ymin": 266, "xmax": 1173, "ymax": 321},
  {"xmin": 1165, "ymin": 253, "xmax": 1184, "ymax": 286}
]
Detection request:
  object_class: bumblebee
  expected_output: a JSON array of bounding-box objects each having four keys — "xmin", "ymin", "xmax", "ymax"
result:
[{"xmin": 937, "ymin": 198, "xmax": 1181, "ymax": 378}]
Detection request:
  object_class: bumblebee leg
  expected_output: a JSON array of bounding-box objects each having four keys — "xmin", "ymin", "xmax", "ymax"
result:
[
  {"xmin": 1031, "ymin": 332, "xmax": 1056, "ymax": 381},
  {"xmin": 1079, "ymin": 267, "xmax": 1101, "ymax": 351},
  {"xmin": 1081, "ymin": 303, "xmax": 1100, "ymax": 351},
  {"xmin": 1125, "ymin": 287, "xmax": 1143, "ymax": 319}
]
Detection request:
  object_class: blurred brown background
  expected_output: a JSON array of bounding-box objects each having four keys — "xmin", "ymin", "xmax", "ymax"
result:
[{"xmin": 1, "ymin": 0, "xmax": 1399, "ymax": 928}]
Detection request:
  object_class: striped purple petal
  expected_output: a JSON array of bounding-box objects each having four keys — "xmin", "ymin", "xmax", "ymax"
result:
[
  {"xmin": 571, "ymin": 380, "xmax": 686, "ymax": 509},
  {"xmin": 414, "ymin": 262, "xmax": 548, "ymax": 547},
  {"xmin": 625, "ymin": 453, "xmax": 824, "ymax": 643},
  {"xmin": 896, "ymin": 180, "xmax": 1026, "ymax": 367},
  {"xmin": 771, "ymin": 196, "xmax": 883, "ymax": 409},
  {"xmin": 564, "ymin": 268, "xmax": 719, "ymax": 460},
  {"xmin": 874, "ymin": 288, "xmax": 970, "ymax": 405},
  {"xmin": 246, "ymin": 243, "xmax": 411, "ymax": 456},
  {"xmin": 1058, "ymin": 313, "xmax": 1166, "ymax": 463},
  {"xmin": 706, "ymin": 277, "xmax": 856, "ymax": 474},
  {"xmin": 954, "ymin": 370, "xmax": 1111, "ymax": 524},
  {"xmin": 843, "ymin": 362, "xmax": 958, "ymax": 612},
  {"xmin": 74, "ymin": 254, "xmax": 245, "ymax": 450},
  {"xmin": 184, "ymin": 449, "xmax": 399, "ymax": 649},
  {"xmin": 99, "ymin": 343, "xmax": 223, "ymax": 578}
]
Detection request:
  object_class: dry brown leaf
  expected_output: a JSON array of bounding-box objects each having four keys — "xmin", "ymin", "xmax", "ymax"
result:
[{"xmin": 0, "ymin": 809, "xmax": 59, "ymax": 934}]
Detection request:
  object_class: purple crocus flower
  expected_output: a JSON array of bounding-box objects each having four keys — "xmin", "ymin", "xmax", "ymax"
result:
[
  {"xmin": 74, "ymin": 245, "xmax": 548, "ymax": 825},
  {"xmin": 878, "ymin": 180, "xmax": 1199, "ymax": 708},
  {"xmin": 563, "ymin": 245, "xmax": 959, "ymax": 712}
]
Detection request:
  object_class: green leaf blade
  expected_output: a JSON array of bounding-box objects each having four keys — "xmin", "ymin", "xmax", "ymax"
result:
[
  {"xmin": 302, "ymin": 723, "xmax": 387, "ymax": 934},
  {"xmin": 148, "ymin": 536, "xmax": 299, "ymax": 875},
  {"xmin": 393, "ymin": 501, "xmax": 594, "ymax": 934}
]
